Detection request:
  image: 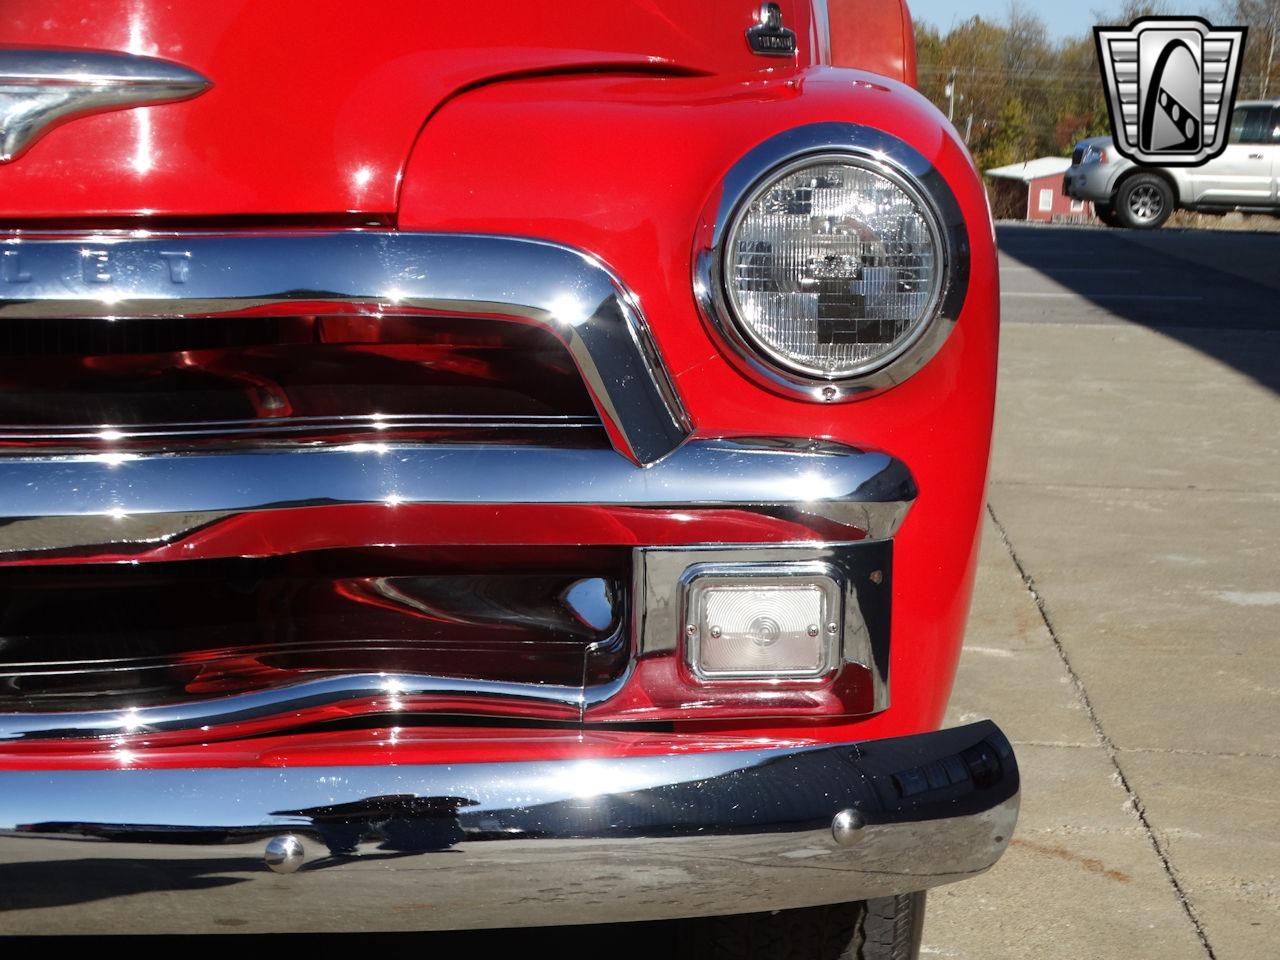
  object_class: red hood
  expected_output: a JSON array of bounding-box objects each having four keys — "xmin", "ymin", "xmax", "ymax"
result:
[{"xmin": 0, "ymin": 0, "xmax": 813, "ymax": 220}]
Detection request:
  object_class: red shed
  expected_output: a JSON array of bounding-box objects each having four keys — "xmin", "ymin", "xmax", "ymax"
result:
[{"xmin": 985, "ymin": 157, "xmax": 1095, "ymax": 223}]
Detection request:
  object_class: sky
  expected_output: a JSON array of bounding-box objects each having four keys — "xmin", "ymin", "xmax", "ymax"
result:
[{"xmin": 908, "ymin": 1, "xmax": 1136, "ymax": 42}]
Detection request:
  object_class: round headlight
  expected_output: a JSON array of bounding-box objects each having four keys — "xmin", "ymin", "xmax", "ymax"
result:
[{"xmin": 723, "ymin": 154, "xmax": 946, "ymax": 381}]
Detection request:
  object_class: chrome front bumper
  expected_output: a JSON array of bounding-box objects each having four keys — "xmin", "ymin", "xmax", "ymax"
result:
[{"xmin": 0, "ymin": 721, "xmax": 1018, "ymax": 933}]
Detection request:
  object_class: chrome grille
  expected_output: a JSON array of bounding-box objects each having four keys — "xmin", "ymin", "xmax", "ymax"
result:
[
  {"xmin": 0, "ymin": 230, "xmax": 691, "ymax": 464},
  {"xmin": 0, "ymin": 312, "xmax": 604, "ymax": 447},
  {"xmin": 0, "ymin": 230, "xmax": 914, "ymax": 741},
  {"xmin": 0, "ymin": 548, "xmax": 627, "ymax": 713}
]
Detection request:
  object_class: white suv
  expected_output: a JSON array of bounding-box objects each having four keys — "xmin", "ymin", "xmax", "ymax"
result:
[{"xmin": 1064, "ymin": 100, "xmax": 1280, "ymax": 228}]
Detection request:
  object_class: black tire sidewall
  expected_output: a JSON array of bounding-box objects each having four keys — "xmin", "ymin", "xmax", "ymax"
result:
[
  {"xmin": 1094, "ymin": 202, "xmax": 1122, "ymax": 227},
  {"xmin": 668, "ymin": 894, "xmax": 926, "ymax": 960}
]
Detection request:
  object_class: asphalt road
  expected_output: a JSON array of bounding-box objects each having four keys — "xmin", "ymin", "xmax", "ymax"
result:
[{"xmin": 997, "ymin": 223, "xmax": 1280, "ymax": 332}]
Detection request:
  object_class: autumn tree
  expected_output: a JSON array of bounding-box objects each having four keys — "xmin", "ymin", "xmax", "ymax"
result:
[{"xmin": 915, "ymin": 0, "xmax": 1274, "ymax": 171}]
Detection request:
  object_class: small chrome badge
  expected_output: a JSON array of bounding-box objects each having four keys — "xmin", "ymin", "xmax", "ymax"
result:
[
  {"xmin": 747, "ymin": 3, "xmax": 797, "ymax": 57},
  {"xmin": 0, "ymin": 48, "xmax": 211, "ymax": 163}
]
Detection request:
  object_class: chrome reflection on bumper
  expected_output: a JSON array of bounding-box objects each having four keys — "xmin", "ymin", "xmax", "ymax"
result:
[
  {"xmin": 0, "ymin": 721, "xmax": 1019, "ymax": 934},
  {"xmin": 0, "ymin": 437, "xmax": 915, "ymax": 561},
  {"xmin": 0, "ymin": 231, "xmax": 689, "ymax": 465}
]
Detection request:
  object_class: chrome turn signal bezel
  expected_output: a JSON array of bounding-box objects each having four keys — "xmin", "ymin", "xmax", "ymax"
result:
[{"xmin": 694, "ymin": 122, "xmax": 971, "ymax": 403}]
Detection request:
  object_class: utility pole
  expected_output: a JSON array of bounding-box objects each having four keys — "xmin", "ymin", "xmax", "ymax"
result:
[
  {"xmin": 944, "ymin": 68, "xmax": 957, "ymax": 122},
  {"xmin": 1263, "ymin": 7, "xmax": 1277, "ymax": 99}
]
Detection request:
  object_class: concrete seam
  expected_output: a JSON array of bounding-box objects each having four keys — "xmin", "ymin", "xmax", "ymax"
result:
[
  {"xmin": 990, "ymin": 479, "xmax": 1272, "ymax": 495},
  {"xmin": 986, "ymin": 500, "xmax": 1218, "ymax": 960},
  {"xmin": 998, "ymin": 318, "xmax": 1280, "ymax": 333},
  {"xmin": 1010, "ymin": 739, "xmax": 1280, "ymax": 761},
  {"xmin": 1119, "ymin": 746, "xmax": 1280, "ymax": 762}
]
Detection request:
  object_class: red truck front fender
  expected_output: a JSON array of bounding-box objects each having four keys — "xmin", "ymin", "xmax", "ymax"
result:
[{"xmin": 399, "ymin": 67, "xmax": 1001, "ymax": 742}]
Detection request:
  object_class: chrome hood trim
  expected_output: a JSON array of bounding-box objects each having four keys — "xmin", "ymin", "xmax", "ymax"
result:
[{"xmin": 0, "ymin": 48, "xmax": 210, "ymax": 163}]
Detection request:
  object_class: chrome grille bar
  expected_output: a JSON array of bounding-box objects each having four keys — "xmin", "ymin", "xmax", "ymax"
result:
[
  {"xmin": 0, "ymin": 438, "xmax": 915, "ymax": 561},
  {"xmin": 0, "ymin": 672, "xmax": 592, "ymax": 742},
  {"xmin": 0, "ymin": 231, "xmax": 691, "ymax": 465}
]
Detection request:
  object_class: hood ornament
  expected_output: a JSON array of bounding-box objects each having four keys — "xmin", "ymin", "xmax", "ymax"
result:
[
  {"xmin": 747, "ymin": 3, "xmax": 797, "ymax": 57},
  {"xmin": 0, "ymin": 48, "xmax": 211, "ymax": 163}
]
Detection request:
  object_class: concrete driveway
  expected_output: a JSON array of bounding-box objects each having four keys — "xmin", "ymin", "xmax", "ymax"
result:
[{"xmin": 925, "ymin": 224, "xmax": 1280, "ymax": 960}]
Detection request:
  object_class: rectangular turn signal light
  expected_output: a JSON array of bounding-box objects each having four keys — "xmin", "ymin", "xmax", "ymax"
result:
[{"xmin": 682, "ymin": 563, "xmax": 842, "ymax": 680}]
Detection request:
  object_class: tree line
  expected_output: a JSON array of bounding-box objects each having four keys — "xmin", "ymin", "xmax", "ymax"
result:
[{"xmin": 914, "ymin": 1, "xmax": 1280, "ymax": 172}]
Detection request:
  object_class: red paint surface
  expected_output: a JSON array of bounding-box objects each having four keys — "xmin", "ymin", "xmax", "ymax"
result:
[
  {"xmin": 0, "ymin": 5, "xmax": 999, "ymax": 769},
  {"xmin": 0, "ymin": 0, "xmax": 812, "ymax": 217},
  {"xmin": 396, "ymin": 68, "xmax": 999, "ymax": 750},
  {"xmin": 826, "ymin": 0, "xmax": 917, "ymax": 85}
]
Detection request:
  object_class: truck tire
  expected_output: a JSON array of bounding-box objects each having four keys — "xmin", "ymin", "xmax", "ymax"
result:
[
  {"xmin": 1115, "ymin": 173, "xmax": 1174, "ymax": 229},
  {"xmin": 674, "ymin": 893, "xmax": 927, "ymax": 959}
]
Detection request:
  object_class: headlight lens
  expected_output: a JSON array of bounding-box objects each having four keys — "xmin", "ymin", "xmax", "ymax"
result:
[{"xmin": 724, "ymin": 155, "xmax": 945, "ymax": 380}]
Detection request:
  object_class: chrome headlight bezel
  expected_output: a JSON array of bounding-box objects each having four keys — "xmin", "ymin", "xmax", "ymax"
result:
[{"xmin": 694, "ymin": 123, "xmax": 971, "ymax": 402}]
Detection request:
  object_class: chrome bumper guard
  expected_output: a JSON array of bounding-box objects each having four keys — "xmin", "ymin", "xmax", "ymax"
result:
[{"xmin": 0, "ymin": 721, "xmax": 1018, "ymax": 933}]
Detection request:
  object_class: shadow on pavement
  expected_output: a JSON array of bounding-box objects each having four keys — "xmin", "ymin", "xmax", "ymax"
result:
[
  {"xmin": 0, "ymin": 857, "xmax": 251, "ymax": 911},
  {"xmin": 996, "ymin": 223, "xmax": 1280, "ymax": 394}
]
